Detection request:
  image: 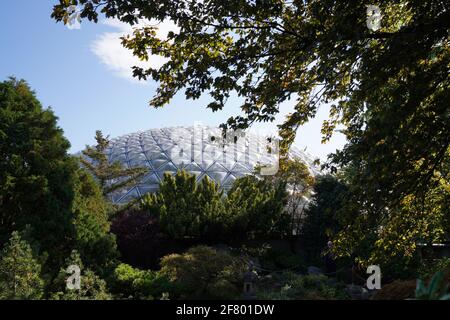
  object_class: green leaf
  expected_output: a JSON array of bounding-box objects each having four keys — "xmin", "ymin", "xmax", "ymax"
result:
[
  {"xmin": 428, "ymin": 271, "xmax": 444, "ymax": 298},
  {"xmin": 415, "ymin": 279, "xmax": 428, "ymax": 299}
]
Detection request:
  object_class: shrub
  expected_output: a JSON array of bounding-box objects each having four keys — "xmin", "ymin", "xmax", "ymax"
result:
[
  {"xmin": 415, "ymin": 271, "xmax": 450, "ymax": 300},
  {"xmin": 257, "ymin": 272, "xmax": 348, "ymax": 300},
  {"xmin": 159, "ymin": 246, "xmax": 247, "ymax": 299},
  {"xmin": 112, "ymin": 263, "xmax": 174, "ymax": 300},
  {"xmin": 259, "ymin": 247, "xmax": 306, "ymax": 272},
  {"xmin": 418, "ymin": 257, "xmax": 450, "ymax": 282},
  {"xmin": 50, "ymin": 250, "xmax": 111, "ymax": 300},
  {"xmin": 142, "ymin": 171, "xmax": 290, "ymax": 243}
]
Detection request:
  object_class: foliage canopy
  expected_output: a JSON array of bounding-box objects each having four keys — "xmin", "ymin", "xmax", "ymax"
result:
[{"xmin": 52, "ymin": 1, "xmax": 450, "ymax": 210}]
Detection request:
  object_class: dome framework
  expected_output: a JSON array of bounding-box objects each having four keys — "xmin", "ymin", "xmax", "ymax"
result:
[{"xmin": 95, "ymin": 126, "xmax": 319, "ymax": 204}]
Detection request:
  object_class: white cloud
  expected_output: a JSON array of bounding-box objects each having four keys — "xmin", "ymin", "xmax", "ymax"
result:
[{"xmin": 91, "ymin": 18, "xmax": 178, "ymax": 83}]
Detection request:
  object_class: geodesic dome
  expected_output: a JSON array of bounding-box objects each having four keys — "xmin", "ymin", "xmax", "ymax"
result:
[{"xmin": 85, "ymin": 126, "xmax": 320, "ymax": 204}]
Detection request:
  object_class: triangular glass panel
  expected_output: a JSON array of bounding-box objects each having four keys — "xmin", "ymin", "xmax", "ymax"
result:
[
  {"xmin": 231, "ymin": 162, "xmax": 252, "ymax": 174},
  {"xmin": 204, "ymin": 161, "xmax": 228, "ymax": 172},
  {"xmin": 151, "ymin": 159, "xmax": 168, "ymax": 169},
  {"xmin": 205, "ymin": 171, "xmax": 227, "ymax": 184},
  {"xmin": 141, "ymin": 173, "xmax": 160, "ymax": 184},
  {"xmin": 182, "ymin": 163, "xmax": 202, "ymax": 172},
  {"xmin": 158, "ymin": 162, "xmax": 178, "ymax": 173}
]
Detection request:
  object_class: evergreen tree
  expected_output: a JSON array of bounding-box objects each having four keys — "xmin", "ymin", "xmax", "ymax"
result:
[
  {"xmin": 72, "ymin": 168, "xmax": 119, "ymax": 276},
  {"xmin": 226, "ymin": 175, "xmax": 289, "ymax": 240},
  {"xmin": 0, "ymin": 78, "xmax": 76, "ymax": 267},
  {"xmin": 300, "ymin": 175, "xmax": 349, "ymax": 264},
  {"xmin": 50, "ymin": 250, "xmax": 111, "ymax": 300},
  {"xmin": 142, "ymin": 170, "xmax": 227, "ymax": 240},
  {"xmin": 80, "ymin": 130, "xmax": 147, "ymax": 198},
  {"xmin": 0, "ymin": 231, "xmax": 44, "ymax": 300}
]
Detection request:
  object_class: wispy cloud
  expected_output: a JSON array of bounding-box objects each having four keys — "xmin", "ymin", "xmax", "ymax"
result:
[{"xmin": 90, "ymin": 19, "xmax": 178, "ymax": 83}]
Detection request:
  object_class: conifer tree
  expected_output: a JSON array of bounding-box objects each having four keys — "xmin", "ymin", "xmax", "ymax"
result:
[
  {"xmin": 81, "ymin": 130, "xmax": 147, "ymax": 197},
  {"xmin": 50, "ymin": 250, "xmax": 111, "ymax": 300},
  {"xmin": 0, "ymin": 78, "xmax": 76, "ymax": 270},
  {"xmin": 0, "ymin": 231, "xmax": 44, "ymax": 300}
]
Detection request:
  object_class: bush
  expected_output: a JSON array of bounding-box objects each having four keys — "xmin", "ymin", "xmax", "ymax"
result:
[
  {"xmin": 415, "ymin": 271, "xmax": 450, "ymax": 300},
  {"xmin": 141, "ymin": 171, "xmax": 290, "ymax": 243},
  {"xmin": 418, "ymin": 257, "xmax": 450, "ymax": 282},
  {"xmin": 50, "ymin": 250, "xmax": 111, "ymax": 300},
  {"xmin": 257, "ymin": 272, "xmax": 348, "ymax": 300},
  {"xmin": 159, "ymin": 246, "xmax": 247, "ymax": 299},
  {"xmin": 258, "ymin": 246, "xmax": 306, "ymax": 272},
  {"xmin": 371, "ymin": 280, "xmax": 416, "ymax": 300},
  {"xmin": 112, "ymin": 263, "xmax": 174, "ymax": 300}
]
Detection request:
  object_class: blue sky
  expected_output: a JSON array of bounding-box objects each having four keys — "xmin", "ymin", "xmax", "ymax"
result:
[{"xmin": 0, "ymin": 0, "xmax": 346, "ymax": 161}]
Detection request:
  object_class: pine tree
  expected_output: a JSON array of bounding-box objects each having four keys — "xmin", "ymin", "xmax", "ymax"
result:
[
  {"xmin": 0, "ymin": 231, "xmax": 44, "ymax": 300},
  {"xmin": 226, "ymin": 175, "xmax": 289, "ymax": 240},
  {"xmin": 80, "ymin": 130, "xmax": 147, "ymax": 197},
  {"xmin": 142, "ymin": 170, "xmax": 227, "ymax": 240}
]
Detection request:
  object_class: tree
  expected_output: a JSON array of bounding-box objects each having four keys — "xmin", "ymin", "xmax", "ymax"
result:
[
  {"xmin": 142, "ymin": 170, "xmax": 289, "ymax": 241},
  {"xmin": 80, "ymin": 130, "xmax": 147, "ymax": 198},
  {"xmin": 226, "ymin": 175, "xmax": 289, "ymax": 240},
  {"xmin": 0, "ymin": 78, "xmax": 77, "ymax": 267},
  {"xmin": 51, "ymin": 1, "xmax": 450, "ymax": 209},
  {"xmin": 332, "ymin": 167, "xmax": 450, "ymax": 279},
  {"xmin": 0, "ymin": 231, "xmax": 44, "ymax": 300},
  {"xmin": 111, "ymin": 208, "xmax": 169, "ymax": 269},
  {"xmin": 142, "ymin": 170, "xmax": 227, "ymax": 240},
  {"xmin": 50, "ymin": 250, "xmax": 111, "ymax": 300},
  {"xmin": 300, "ymin": 175, "xmax": 349, "ymax": 264},
  {"xmin": 71, "ymin": 168, "xmax": 119, "ymax": 276},
  {"xmin": 52, "ymin": 3, "xmax": 450, "ymax": 272},
  {"xmin": 261, "ymin": 158, "xmax": 315, "ymax": 235}
]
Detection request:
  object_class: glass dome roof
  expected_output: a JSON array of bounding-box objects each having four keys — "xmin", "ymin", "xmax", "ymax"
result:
[{"xmin": 87, "ymin": 125, "xmax": 320, "ymax": 204}]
